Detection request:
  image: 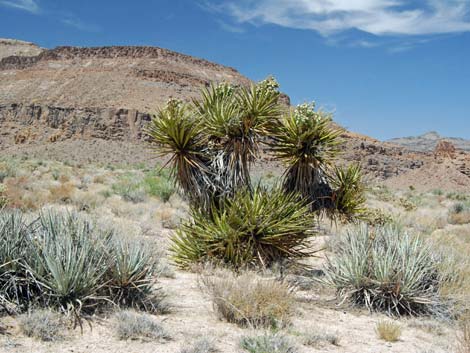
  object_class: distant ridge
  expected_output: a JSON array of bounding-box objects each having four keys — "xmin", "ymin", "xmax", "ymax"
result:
[{"xmin": 388, "ymin": 131, "xmax": 470, "ymax": 152}]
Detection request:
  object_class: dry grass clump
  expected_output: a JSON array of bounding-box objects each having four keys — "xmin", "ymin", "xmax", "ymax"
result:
[
  {"xmin": 448, "ymin": 203, "xmax": 470, "ymax": 225},
  {"xmin": 180, "ymin": 338, "xmax": 219, "ymax": 353},
  {"xmin": 19, "ymin": 310, "xmax": 65, "ymax": 341},
  {"xmin": 113, "ymin": 310, "xmax": 170, "ymax": 341},
  {"xmin": 200, "ymin": 270, "xmax": 294, "ymax": 328},
  {"xmin": 376, "ymin": 320, "xmax": 402, "ymax": 342},
  {"xmin": 240, "ymin": 332, "xmax": 297, "ymax": 353},
  {"xmin": 457, "ymin": 321, "xmax": 470, "ymax": 353},
  {"xmin": 301, "ymin": 328, "xmax": 340, "ymax": 347},
  {"xmin": 2, "ymin": 177, "xmax": 42, "ymax": 210},
  {"xmin": 48, "ymin": 182, "xmax": 75, "ymax": 203}
]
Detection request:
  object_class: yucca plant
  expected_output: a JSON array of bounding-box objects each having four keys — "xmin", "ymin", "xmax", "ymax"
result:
[
  {"xmin": 105, "ymin": 236, "xmax": 161, "ymax": 312},
  {"xmin": 29, "ymin": 212, "xmax": 110, "ymax": 321},
  {"xmin": 329, "ymin": 164, "xmax": 367, "ymax": 221},
  {"xmin": 0, "ymin": 211, "xmax": 38, "ymax": 313},
  {"xmin": 171, "ymin": 186, "xmax": 315, "ymax": 269},
  {"xmin": 146, "ymin": 99, "xmax": 215, "ymax": 209},
  {"xmin": 269, "ymin": 102, "xmax": 343, "ymax": 213},
  {"xmin": 323, "ymin": 223, "xmax": 447, "ymax": 316},
  {"xmin": 149, "ymin": 78, "xmax": 282, "ymax": 209}
]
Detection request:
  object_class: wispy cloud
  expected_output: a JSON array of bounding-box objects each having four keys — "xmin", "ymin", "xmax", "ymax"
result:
[
  {"xmin": 61, "ymin": 17, "xmax": 100, "ymax": 32},
  {"xmin": 0, "ymin": 0, "xmax": 39, "ymax": 13},
  {"xmin": 213, "ymin": 0, "xmax": 470, "ymax": 36},
  {"xmin": 216, "ymin": 19, "xmax": 245, "ymax": 33}
]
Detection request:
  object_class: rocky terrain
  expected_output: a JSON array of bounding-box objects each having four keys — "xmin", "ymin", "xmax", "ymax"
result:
[
  {"xmin": 388, "ymin": 131, "xmax": 470, "ymax": 152},
  {"xmin": 0, "ymin": 38, "xmax": 469, "ymax": 191}
]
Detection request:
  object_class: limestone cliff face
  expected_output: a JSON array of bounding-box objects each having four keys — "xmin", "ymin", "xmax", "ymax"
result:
[
  {"xmin": 0, "ymin": 103, "xmax": 153, "ymax": 145},
  {"xmin": 0, "ymin": 41, "xmax": 253, "ymax": 145}
]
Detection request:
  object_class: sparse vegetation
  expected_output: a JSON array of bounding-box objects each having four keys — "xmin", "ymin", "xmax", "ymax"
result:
[
  {"xmin": 113, "ymin": 310, "xmax": 170, "ymax": 341},
  {"xmin": 449, "ymin": 203, "xmax": 470, "ymax": 225},
  {"xmin": 376, "ymin": 320, "xmax": 402, "ymax": 342},
  {"xmin": 200, "ymin": 270, "xmax": 294, "ymax": 328},
  {"xmin": 180, "ymin": 338, "xmax": 219, "ymax": 353},
  {"xmin": 240, "ymin": 332, "xmax": 297, "ymax": 353},
  {"xmin": 301, "ymin": 328, "xmax": 340, "ymax": 347},
  {"xmin": 19, "ymin": 310, "xmax": 65, "ymax": 341},
  {"xmin": 458, "ymin": 321, "xmax": 470, "ymax": 353}
]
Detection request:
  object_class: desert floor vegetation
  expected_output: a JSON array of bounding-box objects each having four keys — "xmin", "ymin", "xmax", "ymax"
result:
[{"xmin": 0, "ymin": 81, "xmax": 469, "ymax": 353}]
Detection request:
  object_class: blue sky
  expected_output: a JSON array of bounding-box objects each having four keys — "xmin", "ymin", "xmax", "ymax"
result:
[{"xmin": 0, "ymin": 0, "xmax": 469, "ymax": 140}]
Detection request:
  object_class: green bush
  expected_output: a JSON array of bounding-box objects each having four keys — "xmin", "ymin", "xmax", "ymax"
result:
[
  {"xmin": 171, "ymin": 187, "xmax": 314, "ymax": 269},
  {"xmin": 323, "ymin": 223, "xmax": 447, "ymax": 316},
  {"xmin": 142, "ymin": 169, "xmax": 175, "ymax": 202},
  {"xmin": 111, "ymin": 169, "xmax": 175, "ymax": 203}
]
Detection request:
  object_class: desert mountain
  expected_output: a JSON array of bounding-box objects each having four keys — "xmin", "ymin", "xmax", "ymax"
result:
[
  {"xmin": 0, "ymin": 39, "xmax": 469, "ymax": 191},
  {"xmin": 388, "ymin": 131, "xmax": 470, "ymax": 152}
]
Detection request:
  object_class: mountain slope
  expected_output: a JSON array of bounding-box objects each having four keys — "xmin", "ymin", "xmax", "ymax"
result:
[{"xmin": 388, "ymin": 131, "xmax": 470, "ymax": 152}]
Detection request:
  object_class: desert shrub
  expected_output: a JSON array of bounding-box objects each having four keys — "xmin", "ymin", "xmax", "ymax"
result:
[
  {"xmin": 323, "ymin": 223, "xmax": 447, "ymax": 316},
  {"xmin": 0, "ymin": 159, "xmax": 18, "ymax": 182},
  {"xmin": 143, "ymin": 169, "xmax": 175, "ymax": 202},
  {"xmin": 398, "ymin": 197, "xmax": 417, "ymax": 211},
  {"xmin": 200, "ymin": 270, "xmax": 294, "ymax": 328},
  {"xmin": 301, "ymin": 328, "xmax": 340, "ymax": 347},
  {"xmin": 19, "ymin": 309, "xmax": 65, "ymax": 341},
  {"xmin": 180, "ymin": 338, "xmax": 219, "ymax": 353},
  {"xmin": 111, "ymin": 174, "xmax": 147, "ymax": 203},
  {"xmin": 171, "ymin": 187, "xmax": 314, "ymax": 269},
  {"xmin": 449, "ymin": 203, "xmax": 470, "ymax": 225},
  {"xmin": 240, "ymin": 332, "xmax": 297, "ymax": 353},
  {"xmin": 114, "ymin": 310, "xmax": 169, "ymax": 341},
  {"xmin": 362, "ymin": 208, "xmax": 394, "ymax": 226},
  {"xmin": 376, "ymin": 320, "xmax": 402, "ymax": 342},
  {"xmin": 105, "ymin": 237, "xmax": 167, "ymax": 313},
  {"xmin": 48, "ymin": 182, "xmax": 75, "ymax": 203},
  {"xmin": 2, "ymin": 177, "xmax": 41, "ymax": 210}
]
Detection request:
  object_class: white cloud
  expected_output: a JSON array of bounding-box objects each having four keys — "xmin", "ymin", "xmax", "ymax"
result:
[
  {"xmin": 61, "ymin": 18, "xmax": 100, "ymax": 32},
  {"xmin": 0, "ymin": 0, "xmax": 39, "ymax": 13},
  {"xmin": 216, "ymin": 0, "xmax": 470, "ymax": 36}
]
